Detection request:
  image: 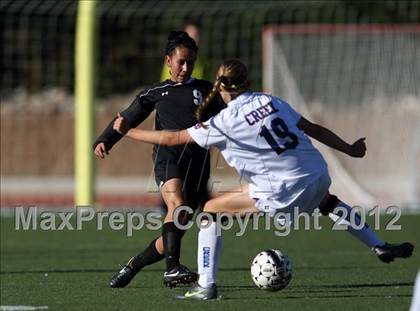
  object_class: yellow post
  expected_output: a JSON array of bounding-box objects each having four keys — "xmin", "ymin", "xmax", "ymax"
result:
[{"xmin": 75, "ymin": 0, "xmax": 97, "ymax": 207}]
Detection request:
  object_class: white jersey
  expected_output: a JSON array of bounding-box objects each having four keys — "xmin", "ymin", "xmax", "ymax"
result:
[{"xmin": 187, "ymin": 92, "xmax": 328, "ymax": 207}]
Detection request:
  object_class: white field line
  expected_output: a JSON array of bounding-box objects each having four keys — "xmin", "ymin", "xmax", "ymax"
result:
[{"xmin": 0, "ymin": 306, "xmax": 48, "ymax": 311}]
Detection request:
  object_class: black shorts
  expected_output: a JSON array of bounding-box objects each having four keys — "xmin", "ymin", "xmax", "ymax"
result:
[{"xmin": 153, "ymin": 145, "xmax": 210, "ymax": 210}]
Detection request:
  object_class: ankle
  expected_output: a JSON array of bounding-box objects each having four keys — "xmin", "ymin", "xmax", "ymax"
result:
[
  {"xmin": 127, "ymin": 256, "xmax": 143, "ymax": 272},
  {"xmin": 166, "ymin": 256, "xmax": 180, "ymax": 272}
]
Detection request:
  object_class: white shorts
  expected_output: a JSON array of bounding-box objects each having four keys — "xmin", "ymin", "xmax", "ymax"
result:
[{"xmin": 253, "ymin": 173, "xmax": 331, "ymax": 222}]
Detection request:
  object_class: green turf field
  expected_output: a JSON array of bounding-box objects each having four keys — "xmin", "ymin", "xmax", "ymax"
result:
[{"xmin": 1, "ymin": 212, "xmax": 419, "ymax": 310}]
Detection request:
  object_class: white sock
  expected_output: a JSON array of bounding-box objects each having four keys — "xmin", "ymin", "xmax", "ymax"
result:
[
  {"xmin": 197, "ymin": 220, "xmax": 223, "ymax": 288},
  {"xmin": 410, "ymin": 271, "xmax": 420, "ymax": 311},
  {"xmin": 328, "ymin": 201, "xmax": 384, "ymax": 249}
]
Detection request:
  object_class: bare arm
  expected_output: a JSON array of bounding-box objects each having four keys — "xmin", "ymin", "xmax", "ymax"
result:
[
  {"xmin": 297, "ymin": 117, "xmax": 366, "ymax": 157},
  {"xmin": 113, "ymin": 114, "xmax": 193, "ymax": 146},
  {"xmin": 126, "ymin": 128, "xmax": 192, "ymax": 146}
]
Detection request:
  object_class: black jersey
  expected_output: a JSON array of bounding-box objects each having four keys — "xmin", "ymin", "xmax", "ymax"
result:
[{"xmin": 93, "ymin": 78, "xmax": 225, "ymax": 170}]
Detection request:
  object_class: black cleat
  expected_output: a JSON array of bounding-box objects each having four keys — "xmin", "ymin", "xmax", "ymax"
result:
[
  {"xmin": 110, "ymin": 265, "xmax": 138, "ymax": 288},
  {"xmin": 374, "ymin": 242, "xmax": 414, "ymax": 263},
  {"xmin": 163, "ymin": 265, "xmax": 198, "ymax": 288}
]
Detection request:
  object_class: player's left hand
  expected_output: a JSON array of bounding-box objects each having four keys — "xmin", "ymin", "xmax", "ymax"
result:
[
  {"xmin": 113, "ymin": 113, "xmax": 130, "ymax": 135},
  {"xmin": 348, "ymin": 137, "xmax": 367, "ymax": 157}
]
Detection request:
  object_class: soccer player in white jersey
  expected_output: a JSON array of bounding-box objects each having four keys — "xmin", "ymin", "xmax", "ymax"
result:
[{"xmin": 113, "ymin": 59, "xmax": 414, "ymax": 300}]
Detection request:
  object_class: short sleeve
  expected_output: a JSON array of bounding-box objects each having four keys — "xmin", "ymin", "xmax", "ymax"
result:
[
  {"xmin": 187, "ymin": 114, "xmax": 229, "ymax": 149},
  {"xmin": 273, "ymin": 97, "xmax": 301, "ymax": 124}
]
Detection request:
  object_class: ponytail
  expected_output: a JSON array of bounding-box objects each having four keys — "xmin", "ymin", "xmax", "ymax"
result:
[
  {"xmin": 196, "ymin": 59, "xmax": 249, "ymax": 128},
  {"xmin": 195, "ymin": 78, "xmax": 222, "ymax": 128}
]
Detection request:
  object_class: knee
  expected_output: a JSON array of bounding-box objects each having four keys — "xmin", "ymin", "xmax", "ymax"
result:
[
  {"xmin": 160, "ymin": 183, "xmax": 184, "ymax": 209},
  {"xmin": 163, "ymin": 196, "xmax": 184, "ymax": 210},
  {"xmin": 203, "ymin": 199, "xmax": 219, "ymax": 213}
]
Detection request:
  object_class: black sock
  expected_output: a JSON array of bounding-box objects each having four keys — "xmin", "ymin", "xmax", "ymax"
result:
[
  {"xmin": 128, "ymin": 238, "xmax": 164, "ymax": 272},
  {"xmin": 162, "ymin": 222, "xmax": 183, "ymax": 272}
]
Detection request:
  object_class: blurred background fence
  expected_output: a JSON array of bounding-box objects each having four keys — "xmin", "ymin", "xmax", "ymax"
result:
[
  {"xmin": 1, "ymin": 0, "xmax": 419, "ymax": 208},
  {"xmin": 263, "ymin": 24, "xmax": 420, "ymax": 208}
]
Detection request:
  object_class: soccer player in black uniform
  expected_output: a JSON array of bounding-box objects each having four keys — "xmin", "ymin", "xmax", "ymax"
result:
[{"xmin": 93, "ymin": 31, "xmax": 225, "ymax": 288}]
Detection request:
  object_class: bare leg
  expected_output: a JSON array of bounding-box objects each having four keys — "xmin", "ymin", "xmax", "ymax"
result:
[
  {"xmin": 203, "ymin": 185, "xmax": 259, "ymax": 215},
  {"xmin": 128, "ymin": 179, "xmax": 190, "ymax": 271}
]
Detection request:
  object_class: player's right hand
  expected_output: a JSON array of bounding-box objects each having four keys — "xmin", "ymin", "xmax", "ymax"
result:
[
  {"xmin": 113, "ymin": 113, "xmax": 130, "ymax": 135},
  {"xmin": 94, "ymin": 142, "xmax": 109, "ymax": 159},
  {"xmin": 348, "ymin": 137, "xmax": 367, "ymax": 158}
]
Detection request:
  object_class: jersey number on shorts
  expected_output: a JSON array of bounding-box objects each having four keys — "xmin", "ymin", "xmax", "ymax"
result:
[{"xmin": 259, "ymin": 117, "xmax": 299, "ymax": 155}]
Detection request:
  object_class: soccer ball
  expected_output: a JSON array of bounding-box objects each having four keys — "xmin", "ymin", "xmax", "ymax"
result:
[{"xmin": 250, "ymin": 249, "xmax": 293, "ymax": 291}]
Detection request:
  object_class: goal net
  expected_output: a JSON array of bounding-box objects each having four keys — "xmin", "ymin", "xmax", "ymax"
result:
[{"xmin": 263, "ymin": 24, "xmax": 420, "ymax": 210}]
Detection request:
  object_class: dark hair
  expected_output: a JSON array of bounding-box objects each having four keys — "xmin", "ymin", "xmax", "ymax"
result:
[
  {"xmin": 165, "ymin": 31, "xmax": 198, "ymax": 56},
  {"xmin": 196, "ymin": 59, "xmax": 250, "ymax": 128}
]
